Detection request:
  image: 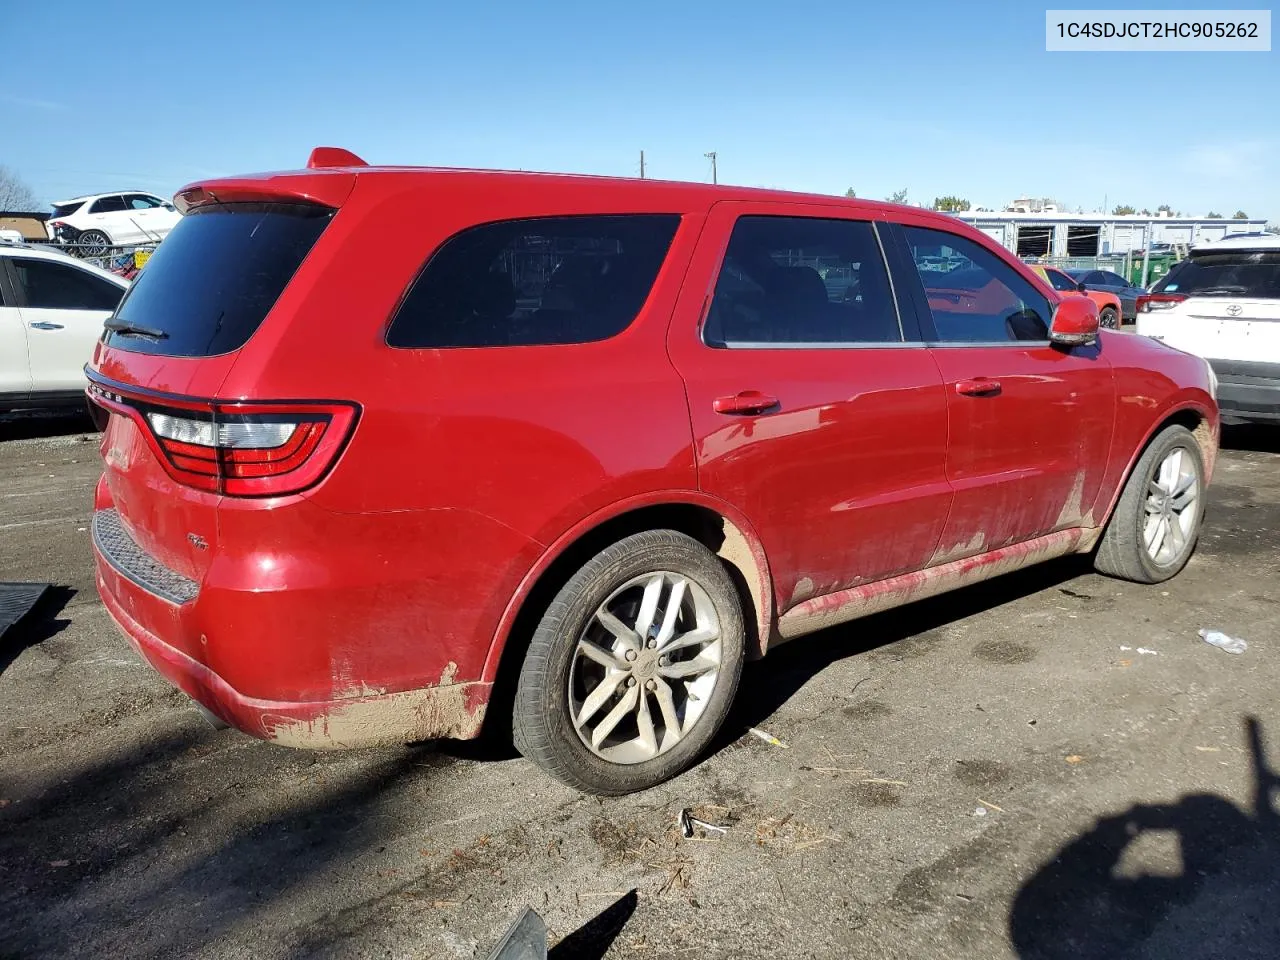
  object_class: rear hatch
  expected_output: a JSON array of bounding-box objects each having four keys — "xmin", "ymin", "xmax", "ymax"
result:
[
  {"xmin": 1137, "ymin": 247, "xmax": 1280, "ymax": 362},
  {"xmin": 89, "ymin": 176, "xmax": 353, "ymax": 585}
]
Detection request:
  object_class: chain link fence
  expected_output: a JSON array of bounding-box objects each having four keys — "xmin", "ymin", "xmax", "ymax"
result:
[{"xmin": 28, "ymin": 241, "xmax": 157, "ymax": 281}]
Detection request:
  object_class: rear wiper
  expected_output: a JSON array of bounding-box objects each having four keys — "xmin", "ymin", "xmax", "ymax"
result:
[{"xmin": 104, "ymin": 319, "xmax": 169, "ymax": 340}]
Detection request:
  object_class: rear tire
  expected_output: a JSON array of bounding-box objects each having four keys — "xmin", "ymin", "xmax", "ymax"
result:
[
  {"xmin": 77, "ymin": 229, "xmax": 111, "ymax": 259},
  {"xmin": 513, "ymin": 530, "xmax": 744, "ymax": 795},
  {"xmin": 1099, "ymin": 306, "xmax": 1119, "ymax": 329},
  {"xmin": 1094, "ymin": 424, "xmax": 1205, "ymax": 583}
]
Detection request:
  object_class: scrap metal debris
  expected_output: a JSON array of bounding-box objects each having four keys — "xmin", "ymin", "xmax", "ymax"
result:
[
  {"xmin": 0, "ymin": 582, "xmax": 50, "ymax": 640},
  {"xmin": 678, "ymin": 808, "xmax": 729, "ymax": 839},
  {"xmin": 483, "ymin": 906, "xmax": 547, "ymax": 960}
]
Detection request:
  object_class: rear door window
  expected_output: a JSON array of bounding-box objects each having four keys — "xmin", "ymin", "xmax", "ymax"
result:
[
  {"xmin": 12, "ymin": 258, "xmax": 123, "ymax": 311},
  {"xmin": 1154, "ymin": 251, "xmax": 1280, "ymax": 299},
  {"xmin": 388, "ymin": 215, "xmax": 680, "ymax": 348},
  {"xmin": 704, "ymin": 215, "xmax": 902, "ymax": 346},
  {"xmin": 104, "ymin": 202, "xmax": 333, "ymax": 357},
  {"xmin": 89, "ymin": 196, "xmax": 127, "ymax": 214}
]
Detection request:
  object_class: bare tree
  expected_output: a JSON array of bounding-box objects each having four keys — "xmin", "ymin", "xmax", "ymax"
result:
[{"xmin": 0, "ymin": 166, "xmax": 38, "ymax": 210}]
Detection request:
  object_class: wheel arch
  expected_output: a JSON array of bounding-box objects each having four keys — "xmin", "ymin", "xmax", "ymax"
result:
[
  {"xmin": 1093, "ymin": 401, "xmax": 1217, "ymax": 536},
  {"xmin": 480, "ymin": 493, "xmax": 775, "ymax": 712}
]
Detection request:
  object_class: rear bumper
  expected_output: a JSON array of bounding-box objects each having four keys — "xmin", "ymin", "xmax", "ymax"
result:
[
  {"xmin": 1211, "ymin": 359, "xmax": 1280, "ymax": 423},
  {"xmin": 93, "ymin": 524, "xmax": 491, "ymax": 748}
]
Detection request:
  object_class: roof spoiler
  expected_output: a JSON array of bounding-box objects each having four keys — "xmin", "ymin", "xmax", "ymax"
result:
[{"xmin": 306, "ymin": 146, "xmax": 368, "ymax": 169}]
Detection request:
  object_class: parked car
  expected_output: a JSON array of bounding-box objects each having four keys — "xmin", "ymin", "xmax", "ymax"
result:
[
  {"xmin": 1029, "ymin": 265, "xmax": 1122, "ymax": 328},
  {"xmin": 88, "ymin": 149, "xmax": 1219, "ymax": 795},
  {"xmin": 1, "ymin": 243, "xmax": 129, "ymax": 412},
  {"xmin": 47, "ymin": 192, "xmax": 181, "ymax": 256},
  {"xmin": 1137, "ymin": 234, "xmax": 1280, "ymax": 424},
  {"xmin": 1066, "ymin": 268, "xmax": 1146, "ymax": 322}
]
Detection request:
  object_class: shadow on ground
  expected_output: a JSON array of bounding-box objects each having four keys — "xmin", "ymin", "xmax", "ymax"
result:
[
  {"xmin": 0, "ymin": 410, "xmax": 98, "ymax": 443},
  {"xmin": 1221, "ymin": 423, "xmax": 1280, "ymax": 455},
  {"xmin": 1010, "ymin": 716, "xmax": 1280, "ymax": 960},
  {"xmin": 547, "ymin": 890, "xmax": 638, "ymax": 960},
  {"xmin": 0, "ymin": 729, "xmax": 446, "ymax": 959},
  {"xmin": 719, "ymin": 555, "xmax": 1095, "ymax": 745}
]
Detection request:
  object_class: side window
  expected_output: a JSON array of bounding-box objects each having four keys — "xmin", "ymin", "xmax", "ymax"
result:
[
  {"xmin": 903, "ymin": 226, "xmax": 1051, "ymax": 343},
  {"xmin": 1044, "ymin": 269, "xmax": 1077, "ymax": 293},
  {"xmin": 127, "ymin": 195, "xmax": 161, "ymax": 210},
  {"xmin": 14, "ymin": 259, "xmax": 124, "ymax": 311},
  {"xmin": 89, "ymin": 196, "xmax": 127, "ymax": 214},
  {"xmin": 388, "ymin": 215, "xmax": 680, "ymax": 348},
  {"xmin": 704, "ymin": 216, "xmax": 901, "ymax": 347},
  {"xmin": 1104, "ymin": 271, "xmax": 1129, "ymax": 287}
]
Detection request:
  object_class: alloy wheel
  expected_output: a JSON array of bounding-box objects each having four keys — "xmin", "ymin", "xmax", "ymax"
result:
[
  {"xmin": 568, "ymin": 571, "xmax": 723, "ymax": 765},
  {"xmin": 1144, "ymin": 447, "xmax": 1199, "ymax": 565}
]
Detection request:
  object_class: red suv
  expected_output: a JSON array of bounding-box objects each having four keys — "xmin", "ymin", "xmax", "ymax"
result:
[{"xmin": 88, "ymin": 148, "xmax": 1219, "ymax": 794}]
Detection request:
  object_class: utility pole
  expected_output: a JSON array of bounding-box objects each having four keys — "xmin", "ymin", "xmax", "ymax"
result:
[
  {"xmin": 704, "ymin": 151, "xmax": 717, "ymax": 185},
  {"xmin": 639, "ymin": 150, "xmax": 645, "ymax": 179},
  {"xmin": 1141, "ymin": 220, "xmax": 1153, "ymax": 287}
]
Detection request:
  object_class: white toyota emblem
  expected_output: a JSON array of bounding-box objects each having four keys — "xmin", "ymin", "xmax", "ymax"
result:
[{"xmin": 1226, "ymin": 305, "xmax": 1243, "ymax": 316}]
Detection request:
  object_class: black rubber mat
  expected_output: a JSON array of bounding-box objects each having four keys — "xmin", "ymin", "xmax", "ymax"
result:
[{"xmin": 0, "ymin": 582, "xmax": 50, "ymax": 639}]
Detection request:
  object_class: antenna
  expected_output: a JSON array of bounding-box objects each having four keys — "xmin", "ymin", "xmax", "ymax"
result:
[{"xmin": 704, "ymin": 151, "xmax": 717, "ymax": 185}]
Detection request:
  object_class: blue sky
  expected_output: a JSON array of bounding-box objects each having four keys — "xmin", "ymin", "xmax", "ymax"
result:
[{"xmin": 4, "ymin": 0, "xmax": 1277, "ymax": 218}]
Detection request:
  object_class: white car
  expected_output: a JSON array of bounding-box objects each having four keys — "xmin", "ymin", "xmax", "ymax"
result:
[
  {"xmin": 1137, "ymin": 234, "xmax": 1280, "ymax": 425},
  {"xmin": 47, "ymin": 192, "xmax": 180, "ymax": 254},
  {"xmin": 0, "ymin": 244, "xmax": 130, "ymax": 412}
]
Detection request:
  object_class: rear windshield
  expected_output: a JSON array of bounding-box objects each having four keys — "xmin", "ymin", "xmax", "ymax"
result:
[
  {"xmin": 104, "ymin": 202, "xmax": 333, "ymax": 357},
  {"xmin": 51, "ymin": 202, "xmax": 84, "ymax": 219},
  {"xmin": 387, "ymin": 214, "xmax": 681, "ymax": 348},
  {"xmin": 1154, "ymin": 251, "xmax": 1280, "ymax": 300}
]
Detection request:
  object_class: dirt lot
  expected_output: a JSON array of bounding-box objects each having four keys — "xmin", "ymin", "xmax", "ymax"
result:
[{"xmin": 2, "ymin": 413, "xmax": 1279, "ymax": 960}]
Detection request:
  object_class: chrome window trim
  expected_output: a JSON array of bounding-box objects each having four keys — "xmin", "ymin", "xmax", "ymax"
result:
[
  {"xmin": 923, "ymin": 340, "xmax": 1053, "ymax": 348},
  {"xmin": 715, "ymin": 340, "xmax": 926, "ymax": 350}
]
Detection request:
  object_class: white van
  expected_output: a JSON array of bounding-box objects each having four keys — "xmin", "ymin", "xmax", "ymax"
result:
[{"xmin": 1137, "ymin": 234, "xmax": 1280, "ymax": 424}]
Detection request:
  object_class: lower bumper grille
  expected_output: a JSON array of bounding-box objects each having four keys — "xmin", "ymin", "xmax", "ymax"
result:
[{"xmin": 92, "ymin": 508, "xmax": 199, "ymax": 604}]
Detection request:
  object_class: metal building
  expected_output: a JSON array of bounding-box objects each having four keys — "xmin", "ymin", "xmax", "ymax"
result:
[{"xmin": 953, "ymin": 211, "xmax": 1270, "ymax": 258}]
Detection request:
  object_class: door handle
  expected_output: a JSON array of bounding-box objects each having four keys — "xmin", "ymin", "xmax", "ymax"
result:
[
  {"xmin": 29, "ymin": 321, "xmax": 64, "ymax": 330},
  {"xmin": 713, "ymin": 391, "xmax": 780, "ymax": 415},
  {"xmin": 955, "ymin": 378, "xmax": 1002, "ymax": 397}
]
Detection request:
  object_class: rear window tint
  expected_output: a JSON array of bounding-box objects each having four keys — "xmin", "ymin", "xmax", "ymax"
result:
[
  {"xmin": 1154, "ymin": 251, "xmax": 1280, "ymax": 300},
  {"xmin": 51, "ymin": 202, "xmax": 84, "ymax": 219},
  {"xmin": 104, "ymin": 202, "xmax": 333, "ymax": 357},
  {"xmin": 388, "ymin": 215, "xmax": 681, "ymax": 348}
]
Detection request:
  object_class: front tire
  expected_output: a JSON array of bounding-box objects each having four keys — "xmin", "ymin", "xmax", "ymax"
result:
[
  {"xmin": 1094, "ymin": 424, "xmax": 1205, "ymax": 583},
  {"xmin": 1099, "ymin": 306, "xmax": 1119, "ymax": 329},
  {"xmin": 513, "ymin": 530, "xmax": 745, "ymax": 795}
]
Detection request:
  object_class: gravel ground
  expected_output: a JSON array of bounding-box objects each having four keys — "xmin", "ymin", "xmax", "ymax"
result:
[{"xmin": 2, "ymin": 413, "xmax": 1278, "ymax": 960}]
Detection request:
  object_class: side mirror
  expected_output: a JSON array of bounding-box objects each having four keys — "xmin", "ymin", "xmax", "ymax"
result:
[
  {"xmin": 1076, "ymin": 280, "xmax": 1088, "ymax": 292},
  {"xmin": 1050, "ymin": 296, "xmax": 1099, "ymax": 346}
]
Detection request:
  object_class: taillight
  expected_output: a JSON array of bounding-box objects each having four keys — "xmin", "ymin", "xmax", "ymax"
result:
[
  {"xmin": 87, "ymin": 382, "xmax": 357, "ymax": 497},
  {"xmin": 1137, "ymin": 293, "xmax": 1187, "ymax": 313}
]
